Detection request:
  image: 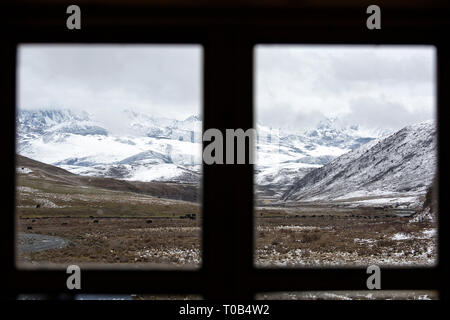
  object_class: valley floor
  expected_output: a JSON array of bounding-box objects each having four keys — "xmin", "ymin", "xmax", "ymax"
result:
[
  {"xmin": 255, "ymin": 214, "xmax": 436, "ymax": 267},
  {"xmin": 17, "ymin": 217, "xmax": 201, "ymax": 267},
  {"xmin": 17, "ymin": 209, "xmax": 436, "ymax": 268},
  {"xmin": 15, "ymin": 159, "xmax": 438, "ymax": 299}
]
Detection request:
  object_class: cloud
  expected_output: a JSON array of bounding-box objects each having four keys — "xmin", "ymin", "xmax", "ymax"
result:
[
  {"xmin": 18, "ymin": 44, "xmax": 436, "ymax": 134},
  {"xmin": 257, "ymin": 105, "xmax": 326, "ymax": 131},
  {"xmin": 343, "ymin": 96, "xmax": 435, "ymax": 131},
  {"xmin": 330, "ymin": 46, "xmax": 435, "ymax": 84},
  {"xmin": 17, "ymin": 44, "xmax": 202, "ymax": 122},
  {"xmin": 256, "ymin": 45, "xmax": 436, "ymax": 131}
]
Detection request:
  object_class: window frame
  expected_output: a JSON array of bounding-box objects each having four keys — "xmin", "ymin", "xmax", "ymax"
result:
[{"xmin": 1, "ymin": 2, "xmax": 448, "ymax": 300}]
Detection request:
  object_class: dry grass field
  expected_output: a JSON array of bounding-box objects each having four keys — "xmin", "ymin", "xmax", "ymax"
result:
[
  {"xmin": 16, "ymin": 207, "xmax": 436, "ymax": 268},
  {"xmin": 16, "ymin": 155, "xmax": 201, "ymax": 268},
  {"xmin": 17, "ymin": 217, "xmax": 201, "ymax": 268},
  {"xmin": 15, "ymin": 154, "xmax": 437, "ymax": 271},
  {"xmin": 255, "ymin": 213, "xmax": 436, "ymax": 267}
]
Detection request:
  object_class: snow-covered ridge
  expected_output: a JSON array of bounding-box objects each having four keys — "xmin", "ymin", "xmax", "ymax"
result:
[
  {"xmin": 17, "ymin": 108, "xmax": 394, "ymax": 185},
  {"xmin": 282, "ymin": 120, "xmax": 437, "ymax": 202},
  {"xmin": 254, "ymin": 117, "xmax": 391, "ymax": 195},
  {"xmin": 17, "ymin": 109, "xmax": 203, "ymax": 183}
]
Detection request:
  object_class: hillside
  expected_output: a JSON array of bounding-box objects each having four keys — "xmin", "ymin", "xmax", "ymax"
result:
[
  {"xmin": 282, "ymin": 121, "xmax": 437, "ymax": 204},
  {"xmin": 16, "ymin": 154, "xmax": 199, "ymax": 202},
  {"xmin": 17, "ymin": 109, "xmax": 203, "ymax": 183}
]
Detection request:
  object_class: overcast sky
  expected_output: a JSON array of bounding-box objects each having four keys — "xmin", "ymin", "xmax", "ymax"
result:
[
  {"xmin": 18, "ymin": 44, "xmax": 435, "ymax": 133},
  {"xmin": 256, "ymin": 45, "xmax": 436, "ymax": 132},
  {"xmin": 17, "ymin": 45, "xmax": 202, "ymax": 121}
]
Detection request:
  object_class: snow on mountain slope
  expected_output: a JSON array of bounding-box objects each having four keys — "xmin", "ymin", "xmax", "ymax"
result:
[
  {"xmin": 17, "ymin": 109, "xmax": 202, "ymax": 183},
  {"xmin": 282, "ymin": 121, "xmax": 437, "ymax": 204},
  {"xmin": 121, "ymin": 110, "xmax": 202, "ymax": 142},
  {"xmin": 18, "ymin": 109, "xmax": 107, "ymax": 138},
  {"xmin": 254, "ymin": 117, "xmax": 389, "ymax": 190},
  {"xmin": 16, "ymin": 109, "xmax": 388, "ymax": 185}
]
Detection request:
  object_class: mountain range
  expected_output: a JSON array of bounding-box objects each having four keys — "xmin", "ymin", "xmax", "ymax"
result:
[
  {"xmin": 16, "ymin": 108, "xmax": 436, "ymax": 206},
  {"xmin": 282, "ymin": 121, "xmax": 437, "ymax": 208},
  {"xmin": 17, "ymin": 109, "xmax": 202, "ymax": 183}
]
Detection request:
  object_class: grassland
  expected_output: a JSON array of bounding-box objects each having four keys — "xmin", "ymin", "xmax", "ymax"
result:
[
  {"xmin": 16, "ymin": 155, "xmax": 201, "ymax": 268},
  {"xmin": 255, "ymin": 213, "xmax": 436, "ymax": 267},
  {"xmin": 15, "ymin": 154, "xmax": 437, "ymax": 270}
]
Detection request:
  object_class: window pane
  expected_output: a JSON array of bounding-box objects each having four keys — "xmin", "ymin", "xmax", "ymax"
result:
[
  {"xmin": 15, "ymin": 44, "xmax": 202, "ymax": 269},
  {"xmin": 254, "ymin": 45, "xmax": 438, "ymax": 267}
]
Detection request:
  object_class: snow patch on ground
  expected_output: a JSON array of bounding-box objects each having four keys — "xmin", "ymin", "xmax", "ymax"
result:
[
  {"xmin": 35, "ymin": 198, "xmax": 63, "ymax": 208},
  {"xmin": 17, "ymin": 186, "xmax": 38, "ymax": 193},
  {"xmin": 257, "ymin": 225, "xmax": 324, "ymax": 232},
  {"xmin": 256, "ymin": 246, "xmax": 435, "ymax": 266},
  {"xmin": 391, "ymin": 233, "xmax": 413, "ymax": 241},
  {"xmin": 135, "ymin": 247, "xmax": 200, "ymax": 265},
  {"xmin": 354, "ymin": 238, "xmax": 376, "ymax": 245},
  {"xmin": 350, "ymin": 196, "xmax": 419, "ymax": 206},
  {"xmin": 17, "ymin": 167, "xmax": 33, "ymax": 174},
  {"xmin": 421, "ymin": 228, "xmax": 437, "ymax": 238}
]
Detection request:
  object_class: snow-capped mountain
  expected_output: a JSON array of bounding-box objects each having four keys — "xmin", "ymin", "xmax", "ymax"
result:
[
  {"xmin": 16, "ymin": 108, "xmax": 389, "ymax": 186},
  {"xmin": 17, "ymin": 109, "xmax": 202, "ymax": 183},
  {"xmin": 282, "ymin": 120, "xmax": 437, "ymax": 204},
  {"xmin": 254, "ymin": 117, "xmax": 391, "ymax": 197}
]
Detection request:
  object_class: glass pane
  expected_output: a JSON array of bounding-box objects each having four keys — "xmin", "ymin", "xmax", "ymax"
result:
[
  {"xmin": 254, "ymin": 45, "xmax": 438, "ymax": 267},
  {"xmin": 15, "ymin": 44, "xmax": 202, "ymax": 269}
]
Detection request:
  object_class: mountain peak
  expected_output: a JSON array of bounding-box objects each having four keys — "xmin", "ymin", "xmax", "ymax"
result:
[
  {"xmin": 183, "ymin": 115, "xmax": 201, "ymax": 122},
  {"xmin": 19, "ymin": 108, "xmax": 89, "ymax": 122},
  {"xmin": 316, "ymin": 117, "xmax": 338, "ymax": 128},
  {"xmin": 282, "ymin": 120, "xmax": 437, "ymax": 202}
]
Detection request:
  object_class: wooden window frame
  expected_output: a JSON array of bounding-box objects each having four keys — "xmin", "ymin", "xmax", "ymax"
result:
[{"xmin": 1, "ymin": 2, "xmax": 448, "ymax": 300}]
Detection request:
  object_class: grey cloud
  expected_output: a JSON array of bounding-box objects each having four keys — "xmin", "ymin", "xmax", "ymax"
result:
[
  {"xmin": 256, "ymin": 45, "xmax": 436, "ymax": 132},
  {"xmin": 17, "ymin": 45, "xmax": 202, "ymax": 121},
  {"xmin": 331, "ymin": 47, "xmax": 435, "ymax": 84},
  {"xmin": 257, "ymin": 104, "xmax": 326, "ymax": 131},
  {"xmin": 18, "ymin": 45, "xmax": 436, "ymax": 134}
]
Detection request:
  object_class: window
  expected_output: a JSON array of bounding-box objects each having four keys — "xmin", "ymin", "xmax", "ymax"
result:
[
  {"xmin": 254, "ymin": 45, "xmax": 438, "ymax": 269},
  {"xmin": 1, "ymin": 0, "xmax": 447, "ymax": 301},
  {"xmin": 15, "ymin": 44, "xmax": 203, "ymax": 270}
]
